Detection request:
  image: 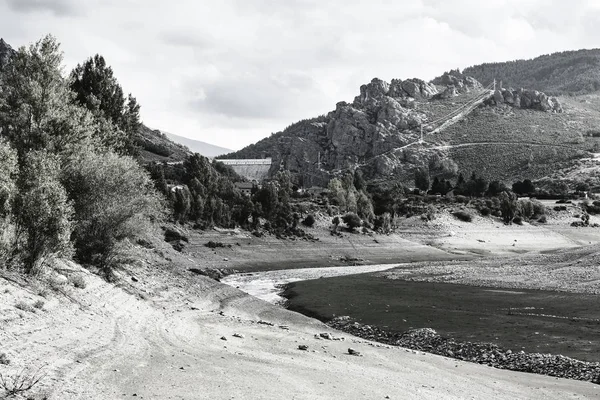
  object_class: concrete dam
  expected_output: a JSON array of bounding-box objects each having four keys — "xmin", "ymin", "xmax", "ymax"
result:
[{"xmin": 218, "ymin": 158, "xmax": 272, "ymax": 181}]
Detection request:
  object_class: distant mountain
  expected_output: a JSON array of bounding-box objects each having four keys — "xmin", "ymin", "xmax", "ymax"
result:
[
  {"xmin": 461, "ymin": 49, "xmax": 600, "ymax": 95},
  {"xmin": 162, "ymin": 131, "xmax": 232, "ymax": 158}
]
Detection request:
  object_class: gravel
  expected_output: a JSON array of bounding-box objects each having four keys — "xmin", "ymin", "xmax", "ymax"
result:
[{"xmin": 329, "ymin": 316, "xmax": 600, "ymax": 384}]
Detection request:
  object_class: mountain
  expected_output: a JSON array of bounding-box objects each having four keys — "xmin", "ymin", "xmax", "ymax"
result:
[
  {"xmin": 162, "ymin": 131, "xmax": 232, "ymax": 158},
  {"xmin": 224, "ymin": 68, "xmax": 595, "ymax": 188},
  {"xmin": 461, "ymin": 49, "xmax": 600, "ymax": 95}
]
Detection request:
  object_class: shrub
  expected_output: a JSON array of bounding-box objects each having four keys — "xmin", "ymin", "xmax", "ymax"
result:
[
  {"xmin": 14, "ymin": 301, "xmax": 35, "ymax": 313},
  {"xmin": 163, "ymin": 227, "xmax": 188, "ymax": 243},
  {"xmin": 332, "ymin": 216, "xmax": 340, "ymax": 225},
  {"xmin": 513, "ymin": 216, "xmax": 523, "ymax": 225},
  {"xmin": 302, "ymin": 214, "xmax": 315, "ymax": 227},
  {"xmin": 537, "ymin": 215, "xmax": 547, "ymax": 223},
  {"xmin": 374, "ymin": 213, "xmax": 392, "ymax": 233},
  {"xmin": 62, "ymin": 151, "xmax": 164, "ymax": 276},
  {"xmin": 70, "ymin": 275, "xmax": 86, "ymax": 289},
  {"xmin": 12, "ymin": 151, "xmax": 73, "ymax": 274},
  {"xmin": 342, "ymin": 213, "xmax": 362, "ymax": 231},
  {"xmin": 479, "ymin": 207, "xmax": 491, "ymax": 216},
  {"xmin": 0, "ymin": 353, "xmax": 9, "ymax": 365},
  {"xmin": 33, "ymin": 300, "xmax": 44, "ymax": 310},
  {"xmin": 452, "ymin": 210, "xmax": 473, "ymax": 222},
  {"xmin": 205, "ymin": 241, "xmax": 226, "ymax": 249}
]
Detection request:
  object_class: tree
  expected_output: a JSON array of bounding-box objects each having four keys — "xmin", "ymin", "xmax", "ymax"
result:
[
  {"xmin": 512, "ymin": 179, "xmax": 535, "ymax": 195},
  {"xmin": 61, "ymin": 150, "xmax": 163, "ymax": 275},
  {"xmin": 0, "ymin": 141, "xmax": 17, "ymax": 264},
  {"xmin": 70, "ymin": 54, "xmax": 141, "ymax": 155},
  {"xmin": 0, "ymin": 35, "xmax": 95, "ymax": 157},
  {"xmin": 414, "ymin": 168, "xmax": 430, "ymax": 193},
  {"xmin": 486, "ymin": 180, "xmax": 508, "ymax": 197},
  {"xmin": 356, "ymin": 191, "xmax": 374, "ymax": 222},
  {"xmin": 499, "ymin": 191, "xmax": 518, "ymax": 224},
  {"xmin": 13, "ymin": 151, "xmax": 73, "ymax": 274},
  {"xmin": 328, "ymin": 178, "xmax": 346, "ymax": 210},
  {"xmin": 0, "ymin": 141, "xmax": 17, "ymax": 219}
]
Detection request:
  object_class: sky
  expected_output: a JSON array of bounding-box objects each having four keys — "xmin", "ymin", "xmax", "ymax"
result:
[{"xmin": 1, "ymin": 0, "xmax": 599, "ymax": 151}]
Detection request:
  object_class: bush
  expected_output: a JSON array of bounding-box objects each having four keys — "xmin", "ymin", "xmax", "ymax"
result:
[
  {"xmin": 513, "ymin": 216, "xmax": 523, "ymax": 225},
  {"xmin": 479, "ymin": 207, "xmax": 491, "ymax": 216},
  {"xmin": 537, "ymin": 215, "xmax": 547, "ymax": 223},
  {"xmin": 13, "ymin": 151, "xmax": 73, "ymax": 274},
  {"xmin": 374, "ymin": 213, "xmax": 392, "ymax": 233},
  {"xmin": 62, "ymin": 151, "xmax": 164, "ymax": 275},
  {"xmin": 452, "ymin": 210, "xmax": 473, "ymax": 222},
  {"xmin": 342, "ymin": 213, "xmax": 362, "ymax": 231},
  {"xmin": 33, "ymin": 300, "xmax": 44, "ymax": 310},
  {"xmin": 205, "ymin": 241, "xmax": 226, "ymax": 249},
  {"xmin": 70, "ymin": 275, "xmax": 86, "ymax": 289},
  {"xmin": 302, "ymin": 214, "xmax": 316, "ymax": 227},
  {"xmin": 14, "ymin": 301, "xmax": 35, "ymax": 313}
]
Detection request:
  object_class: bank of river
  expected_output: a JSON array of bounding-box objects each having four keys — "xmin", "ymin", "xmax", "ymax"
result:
[{"xmin": 221, "ymin": 264, "xmax": 400, "ymax": 304}]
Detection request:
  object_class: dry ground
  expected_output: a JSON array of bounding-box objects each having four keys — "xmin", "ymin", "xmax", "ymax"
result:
[{"xmin": 2, "ymin": 213, "xmax": 600, "ymax": 399}]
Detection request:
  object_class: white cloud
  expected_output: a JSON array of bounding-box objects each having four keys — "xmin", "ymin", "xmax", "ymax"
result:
[{"xmin": 0, "ymin": 0, "xmax": 597, "ymax": 149}]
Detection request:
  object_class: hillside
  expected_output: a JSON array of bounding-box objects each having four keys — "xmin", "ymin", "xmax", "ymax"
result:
[
  {"xmin": 136, "ymin": 124, "xmax": 192, "ymax": 163},
  {"xmin": 163, "ymin": 131, "xmax": 232, "ymax": 158},
  {"xmin": 461, "ymin": 49, "xmax": 600, "ymax": 95},
  {"xmin": 225, "ymin": 70, "xmax": 595, "ymax": 188}
]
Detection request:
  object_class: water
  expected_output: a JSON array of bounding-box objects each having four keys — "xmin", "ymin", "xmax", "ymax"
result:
[{"xmin": 221, "ymin": 264, "xmax": 400, "ymax": 304}]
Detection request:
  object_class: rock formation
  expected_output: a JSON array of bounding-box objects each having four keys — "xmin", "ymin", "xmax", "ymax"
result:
[
  {"xmin": 0, "ymin": 38, "xmax": 15, "ymax": 71},
  {"xmin": 433, "ymin": 69, "xmax": 483, "ymax": 99},
  {"xmin": 485, "ymin": 88, "xmax": 563, "ymax": 113}
]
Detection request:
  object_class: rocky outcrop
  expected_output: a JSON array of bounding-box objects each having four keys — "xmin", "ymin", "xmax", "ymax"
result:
[
  {"xmin": 0, "ymin": 38, "xmax": 15, "ymax": 71},
  {"xmin": 432, "ymin": 69, "xmax": 484, "ymax": 99},
  {"xmin": 486, "ymin": 88, "xmax": 563, "ymax": 113},
  {"xmin": 353, "ymin": 77, "xmax": 438, "ymax": 107}
]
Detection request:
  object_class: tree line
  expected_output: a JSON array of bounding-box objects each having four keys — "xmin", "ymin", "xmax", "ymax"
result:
[{"xmin": 0, "ymin": 35, "xmax": 160, "ymax": 277}]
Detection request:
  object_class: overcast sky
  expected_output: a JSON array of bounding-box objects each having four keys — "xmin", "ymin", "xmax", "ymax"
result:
[{"xmin": 1, "ymin": 0, "xmax": 599, "ymax": 150}]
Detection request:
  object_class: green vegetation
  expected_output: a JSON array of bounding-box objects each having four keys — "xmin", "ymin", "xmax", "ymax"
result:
[
  {"xmin": 0, "ymin": 35, "xmax": 163, "ymax": 277},
  {"xmin": 462, "ymin": 49, "xmax": 600, "ymax": 95}
]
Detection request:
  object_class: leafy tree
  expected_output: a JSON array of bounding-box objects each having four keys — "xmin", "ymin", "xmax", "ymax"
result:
[
  {"xmin": 0, "ymin": 35, "xmax": 95, "ymax": 157},
  {"xmin": 512, "ymin": 179, "xmax": 535, "ymax": 195},
  {"xmin": 356, "ymin": 191, "xmax": 374, "ymax": 222},
  {"xmin": 0, "ymin": 142, "xmax": 17, "ymax": 264},
  {"xmin": 0, "ymin": 141, "xmax": 17, "ymax": 218},
  {"xmin": 70, "ymin": 54, "xmax": 141, "ymax": 155},
  {"xmin": 328, "ymin": 178, "xmax": 346, "ymax": 209},
  {"xmin": 13, "ymin": 151, "xmax": 73, "ymax": 274},
  {"xmin": 414, "ymin": 168, "xmax": 430, "ymax": 193},
  {"xmin": 486, "ymin": 180, "xmax": 508, "ymax": 197},
  {"xmin": 499, "ymin": 191, "xmax": 519, "ymax": 224}
]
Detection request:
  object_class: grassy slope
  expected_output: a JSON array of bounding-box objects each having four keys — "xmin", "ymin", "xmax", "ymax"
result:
[{"xmin": 425, "ymin": 95, "xmax": 600, "ymax": 183}]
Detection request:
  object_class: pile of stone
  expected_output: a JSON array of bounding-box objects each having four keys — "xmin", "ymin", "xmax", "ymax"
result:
[{"xmin": 328, "ymin": 316, "xmax": 600, "ymax": 383}]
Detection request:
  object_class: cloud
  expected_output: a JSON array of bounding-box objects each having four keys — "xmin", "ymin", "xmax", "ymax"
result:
[
  {"xmin": 6, "ymin": 0, "xmax": 80, "ymax": 16},
  {"xmin": 0, "ymin": 0, "xmax": 598, "ymax": 149}
]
